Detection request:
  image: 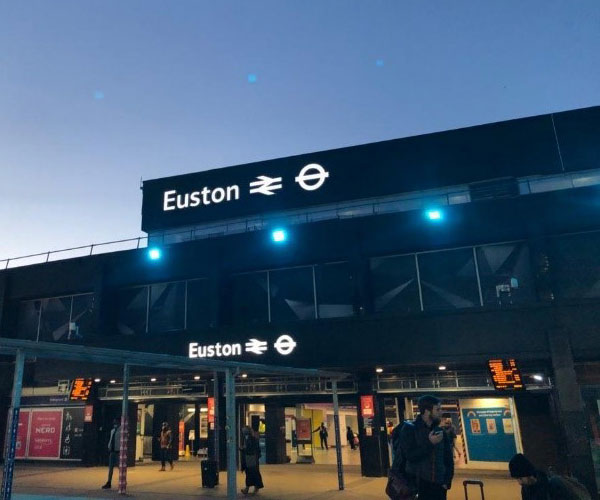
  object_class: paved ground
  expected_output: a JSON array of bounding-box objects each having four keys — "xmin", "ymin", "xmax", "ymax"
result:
[{"xmin": 10, "ymin": 461, "xmax": 521, "ymax": 499}]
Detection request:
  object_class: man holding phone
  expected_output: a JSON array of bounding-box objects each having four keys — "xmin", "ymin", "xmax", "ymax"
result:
[{"xmin": 399, "ymin": 395, "xmax": 454, "ymax": 499}]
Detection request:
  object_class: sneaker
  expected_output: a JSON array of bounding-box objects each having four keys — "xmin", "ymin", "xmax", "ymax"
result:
[
  {"xmin": 101, "ymin": 482, "xmax": 111, "ymax": 489},
  {"xmin": 170, "ymin": 463, "xmax": 174, "ymax": 470},
  {"xmin": 159, "ymin": 467, "xmax": 165, "ymax": 471},
  {"xmin": 241, "ymin": 487, "xmax": 249, "ymax": 495}
]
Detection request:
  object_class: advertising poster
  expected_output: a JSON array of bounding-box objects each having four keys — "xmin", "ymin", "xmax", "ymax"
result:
[
  {"xmin": 84, "ymin": 405, "xmax": 94, "ymax": 423},
  {"xmin": 15, "ymin": 409, "xmax": 31, "ymax": 458},
  {"xmin": 296, "ymin": 418, "xmax": 312, "ymax": 443},
  {"xmin": 207, "ymin": 397, "xmax": 215, "ymax": 424},
  {"xmin": 462, "ymin": 407, "xmax": 517, "ymax": 462},
  {"xmin": 28, "ymin": 410, "xmax": 62, "ymax": 458},
  {"xmin": 360, "ymin": 395, "xmax": 375, "ymax": 418},
  {"xmin": 60, "ymin": 407, "xmax": 84, "ymax": 460}
]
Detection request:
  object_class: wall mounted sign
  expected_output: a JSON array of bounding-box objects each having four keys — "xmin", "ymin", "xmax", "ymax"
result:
[
  {"xmin": 207, "ymin": 397, "xmax": 215, "ymax": 424},
  {"xmin": 140, "ymin": 109, "xmax": 582, "ymax": 232},
  {"xmin": 188, "ymin": 334, "xmax": 297, "ymax": 359},
  {"xmin": 487, "ymin": 359, "xmax": 524, "ymax": 391},
  {"xmin": 69, "ymin": 378, "xmax": 93, "ymax": 401}
]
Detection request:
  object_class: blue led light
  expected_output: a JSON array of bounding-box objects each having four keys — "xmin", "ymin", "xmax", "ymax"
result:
[
  {"xmin": 271, "ymin": 229, "xmax": 287, "ymax": 243},
  {"xmin": 247, "ymin": 73, "xmax": 257, "ymax": 83},
  {"xmin": 148, "ymin": 248, "xmax": 162, "ymax": 260},
  {"xmin": 426, "ymin": 209, "xmax": 443, "ymax": 221}
]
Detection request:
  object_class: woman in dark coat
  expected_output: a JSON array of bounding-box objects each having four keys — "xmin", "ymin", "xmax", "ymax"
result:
[
  {"xmin": 346, "ymin": 426, "xmax": 356, "ymax": 450},
  {"xmin": 240, "ymin": 426, "xmax": 264, "ymax": 495}
]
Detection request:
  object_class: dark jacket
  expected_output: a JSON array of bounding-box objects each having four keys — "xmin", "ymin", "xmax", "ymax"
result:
[
  {"xmin": 399, "ymin": 416, "xmax": 454, "ymax": 488},
  {"xmin": 521, "ymin": 471, "xmax": 572, "ymax": 500}
]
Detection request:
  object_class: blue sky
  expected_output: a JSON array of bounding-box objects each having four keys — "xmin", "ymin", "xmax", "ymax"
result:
[{"xmin": 1, "ymin": 1, "xmax": 599, "ymax": 260}]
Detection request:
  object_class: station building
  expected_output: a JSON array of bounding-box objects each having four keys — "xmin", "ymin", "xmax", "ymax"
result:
[{"xmin": 2, "ymin": 105, "xmax": 600, "ymax": 494}]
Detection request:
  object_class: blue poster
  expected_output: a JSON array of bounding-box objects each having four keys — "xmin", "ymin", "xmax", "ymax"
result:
[{"xmin": 461, "ymin": 407, "xmax": 517, "ymax": 462}]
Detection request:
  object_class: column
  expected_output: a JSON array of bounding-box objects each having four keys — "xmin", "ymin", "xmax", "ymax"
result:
[
  {"xmin": 356, "ymin": 377, "xmax": 389, "ymax": 477},
  {"xmin": 265, "ymin": 403, "xmax": 286, "ymax": 464},
  {"xmin": 549, "ymin": 327, "xmax": 598, "ymax": 496}
]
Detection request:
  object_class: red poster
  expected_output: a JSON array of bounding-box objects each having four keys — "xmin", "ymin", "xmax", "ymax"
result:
[
  {"xmin": 15, "ymin": 409, "xmax": 30, "ymax": 458},
  {"xmin": 207, "ymin": 397, "xmax": 215, "ymax": 424},
  {"xmin": 360, "ymin": 395, "xmax": 375, "ymax": 418},
  {"xmin": 84, "ymin": 405, "xmax": 94, "ymax": 423},
  {"xmin": 296, "ymin": 418, "xmax": 312, "ymax": 442},
  {"xmin": 178, "ymin": 420, "xmax": 185, "ymax": 454},
  {"xmin": 28, "ymin": 410, "xmax": 62, "ymax": 458}
]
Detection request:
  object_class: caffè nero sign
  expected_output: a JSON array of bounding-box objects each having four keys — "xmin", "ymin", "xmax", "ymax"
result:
[{"xmin": 188, "ymin": 334, "xmax": 297, "ymax": 359}]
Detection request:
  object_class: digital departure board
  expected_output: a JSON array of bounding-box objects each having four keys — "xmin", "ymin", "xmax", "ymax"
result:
[
  {"xmin": 69, "ymin": 378, "xmax": 93, "ymax": 401},
  {"xmin": 487, "ymin": 359, "xmax": 524, "ymax": 391}
]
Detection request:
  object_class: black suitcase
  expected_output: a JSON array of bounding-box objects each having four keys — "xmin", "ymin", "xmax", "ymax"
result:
[
  {"xmin": 201, "ymin": 459, "xmax": 219, "ymax": 488},
  {"xmin": 463, "ymin": 480, "xmax": 485, "ymax": 499}
]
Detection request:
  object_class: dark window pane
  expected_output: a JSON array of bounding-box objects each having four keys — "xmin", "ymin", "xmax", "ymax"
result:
[
  {"xmin": 39, "ymin": 296, "xmax": 72, "ymax": 342},
  {"xmin": 149, "ymin": 282, "xmax": 185, "ymax": 333},
  {"xmin": 550, "ymin": 233, "xmax": 600, "ymax": 299},
  {"xmin": 269, "ymin": 267, "xmax": 315, "ymax": 322},
  {"xmin": 371, "ymin": 255, "xmax": 421, "ymax": 314},
  {"xmin": 316, "ymin": 262, "xmax": 354, "ymax": 318},
  {"xmin": 418, "ymin": 248, "xmax": 480, "ymax": 311},
  {"xmin": 187, "ymin": 279, "xmax": 216, "ymax": 330},
  {"xmin": 17, "ymin": 300, "xmax": 41, "ymax": 340},
  {"xmin": 117, "ymin": 286, "xmax": 148, "ymax": 335},
  {"xmin": 232, "ymin": 272, "xmax": 268, "ymax": 326},
  {"xmin": 476, "ymin": 243, "xmax": 535, "ymax": 307},
  {"xmin": 71, "ymin": 294, "xmax": 96, "ymax": 339}
]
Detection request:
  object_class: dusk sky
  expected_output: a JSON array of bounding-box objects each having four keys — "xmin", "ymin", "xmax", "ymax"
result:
[{"xmin": 1, "ymin": 1, "xmax": 599, "ymax": 262}]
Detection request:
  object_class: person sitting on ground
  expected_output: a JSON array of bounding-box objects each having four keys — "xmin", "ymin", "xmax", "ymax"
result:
[{"xmin": 509, "ymin": 453, "xmax": 579, "ymax": 500}]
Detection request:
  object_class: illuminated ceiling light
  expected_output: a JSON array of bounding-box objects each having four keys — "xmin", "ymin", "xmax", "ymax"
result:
[
  {"xmin": 375, "ymin": 367, "xmax": 383, "ymax": 373},
  {"xmin": 187, "ymin": 408, "xmax": 195, "ymax": 413},
  {"xmin": 150, "ymin": 377, "xmax": 157, "ymax": 382},
  {"xmin": 438, "ymin": 365, "xmax": 447, "ymax": 371},
  {"xmin": 426, "ymin": 209, "xmax": 443, "ymax": 221},
  {"xmin": 533, "ymin": 374, "xmax": 543, "ymax": 382},
  {"xmin": 94, "ymin": 378, "xmax": 101, "ymax": 383},
  {"xmin": 200, "ymin": 408, "xmax": 208, "ymax": 412},
  {"xmin": 271, "ymin": 229, "xmax": 287, "ymax": 243},
  {"xmin": 148, "ymin": 248, "xmax": 162, "ymax": 261},
  {"xmin": 110, "ymin": 379, "xmax": 116, "ymax": 384},
  {"xmin": 241, "ymin": 373, "xmax": 248, "ymax": 378},
  {"xmin": 194, "ymin": 375, "xmax": 201, "ymax": 381}
]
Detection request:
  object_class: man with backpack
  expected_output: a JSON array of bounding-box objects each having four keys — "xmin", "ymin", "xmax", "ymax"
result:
[
  {"xmin": 509, "ymin": 453, "xmax": 591, "ymax": 499},
  {"xmin": 399, "ymin": 395, "xmax": 454, "ymax": 499}
]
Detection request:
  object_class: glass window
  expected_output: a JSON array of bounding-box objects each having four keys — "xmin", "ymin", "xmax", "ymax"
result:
[
  {"xmin": 117, "ymin": 286, "xmax": 148, "ymax": 335},
  {"xmin": 38, "ymin": 296, "xmax": 72, "ymax": 342},
  {"xmin": 269, "ymin": 267, "xmax": 316, "ymax": 322},
  {"xmin": 476, "ymin": 243, "xmax": 535, "ymax": 307},
  {"xmin": 17, "ymin": 300, "xmax": 41, "ymax": 340},
  {"xmin": 149, "ymin": 281, "xmax": 185, "ymax": 333},
  {"xmin": 550, "ymin": 232, "xmax": 600, "ymax": 299},
  {"xmin": 315, "ymin": 262, "xmax": 354, "ymax": 319},
  {"xmin": 418, "ymin": 248, "xmax": 480, "ymax": 311},
  {"xmin": 187, "ymin": 279, "xmax": 216, "ymax": 330},
  {"xmin": 231, "ymin": 272, "xmax": 268, "ymax": 326},
  {"xmin": 371, "ymin": 255, "xmax": 421, "ymax": 314},
  {"xmin": 71, "ymin": 294, "xmax": 96, "ymax": 339}
]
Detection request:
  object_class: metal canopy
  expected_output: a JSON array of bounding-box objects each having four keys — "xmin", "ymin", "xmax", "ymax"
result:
[
  {"xmin": 0, "ymin": 338, "xmax": 349, "ymax": 378},
  {"xmin": 0, "ymin": 338, "xmax": 349, "ymax": 500}
]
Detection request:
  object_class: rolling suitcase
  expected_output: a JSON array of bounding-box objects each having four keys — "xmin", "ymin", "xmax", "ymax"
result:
[
  {"xmin": 201, "ymin": 459, "xmax": 219, "ymax": 488},
  {"xmin": 463, "ymin": 480, "xmax": 485, "ymax": 500}
]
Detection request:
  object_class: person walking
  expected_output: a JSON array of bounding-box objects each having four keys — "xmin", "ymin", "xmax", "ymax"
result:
[
  {"xmin": 158, "ymin": 421, "xmax": 174, "ymax": 471},
  {"xmin": 240, "ymin": 426, "xmax": 264, "ymax": 495},
  {"xmin": 399, "ymin": 395, "xmax": 454, "ymax": 499},
  {"xmin": 346, "ymin": 426, "xmax": 356, "ymax": 450},
  {"xmin": 441, "ymin": 413, "xmax": 461, "ymax": 461},
  {"xmin": 101, "ymin": 418, "xmax": 121, "ymax": 489},
  {"xmin": 313, "ymin": 422, "xmax": 329, "ymax": 450}
]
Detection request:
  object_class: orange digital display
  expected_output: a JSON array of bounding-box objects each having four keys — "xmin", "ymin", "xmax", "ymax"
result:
[
  {"xmin": 70, "ymin": 378, "xmax": 93, "ymax": 401},
  {"xmin": 488, "ymin": 359, "xmax": 524, "ymax": 391}
]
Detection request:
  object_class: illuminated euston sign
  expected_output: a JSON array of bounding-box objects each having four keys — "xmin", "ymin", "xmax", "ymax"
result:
[
  {"xmin": 189, "ymin": 334, "xmax": 297, "ymax": 359},
  {"xmin": 487, "ymin": 359, "xmax": 525, "ymax": 391}
]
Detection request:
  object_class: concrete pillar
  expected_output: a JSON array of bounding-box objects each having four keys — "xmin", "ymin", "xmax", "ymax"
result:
[
  {"xmin": 118, "ymin": 363, "xmax": 130, "ymax": 495},
  {"xmin": 208, "ymin": 373, "xmax": 227, "ymax": 470},
  {"xmin": 332, "ymin": 380, "xmax": 344, "ymax": 490},
  {"xmin": 548, "ymin": 328, "xmax": 597, "ymax": 496},
  {"xmin": 224, "ymin": 369, "xmax": 237, "ymax": 500},
  {"xmin": 356, "ymin": 377, "xmax": 389, "ymax": 477},
  {"xmin": 265, "ymin": 403, "xmax": 286, "ymax": 464}
]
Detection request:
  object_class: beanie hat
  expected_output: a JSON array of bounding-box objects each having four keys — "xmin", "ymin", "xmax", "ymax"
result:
[{"xmin": 509, "ymin": 454, "xmax": 536, "ymax": 478}]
